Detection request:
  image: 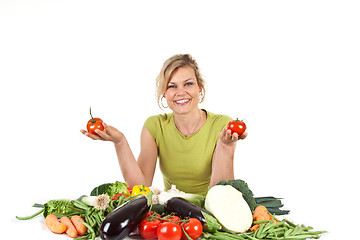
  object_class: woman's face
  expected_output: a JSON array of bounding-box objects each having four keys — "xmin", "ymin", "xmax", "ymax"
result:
[{"xmin": 164, "ymin": 65, "xmax": 201, "ymax": 115}]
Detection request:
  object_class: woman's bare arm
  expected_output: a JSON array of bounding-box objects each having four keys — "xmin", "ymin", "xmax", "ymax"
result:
[
  {"xmin": 209, "ymin": 128, "xmax": 247, "ymax": 187},
  {"xmin": 81, "ymin": 123, "xmax": 158, "ymax": 187}
]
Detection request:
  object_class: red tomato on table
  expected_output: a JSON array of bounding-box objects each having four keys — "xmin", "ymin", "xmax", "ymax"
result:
[
  {"xmin": 161, "ymin": 215, "xmax": 181, "ymax": 223},
  {"xmin": 144, "ymin": 211, "xmax": 161, "ymax": 219},
  {"xmin": 227, "ymin": 118, "xmax": 246, "ymax": 136},
  {"xmin": 181, "ymin": 218, "xmax": 203, "ymax": 240},
  {"xmin": 157, "ymin": 222, "xmax": 182, "ymax": 240},
  {"xmin": 139, "ymin": 218, "xmax": 161, "ymax": 239}
]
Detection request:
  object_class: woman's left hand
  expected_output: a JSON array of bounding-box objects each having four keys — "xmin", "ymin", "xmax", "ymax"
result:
[{"xmin": 219, "ymin": 127, "xmax": 247, "ymax": 145}]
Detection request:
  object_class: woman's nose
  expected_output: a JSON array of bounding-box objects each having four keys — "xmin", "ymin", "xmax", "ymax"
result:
[{"xmin": 175, "ymin": 86, "xmax": 187, "ymax": 96}]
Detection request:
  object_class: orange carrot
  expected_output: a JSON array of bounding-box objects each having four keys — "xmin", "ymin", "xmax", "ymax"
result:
[
  {"xmin": 251, "ymin": 205, "xmax": 278, "ymax": 232},
  {"xmin": 60, "ymin": 216, "xmax": 78, "ymax": 238},
  {"xmin": 71, "ymin": 215, "xmax": 87, "ymax": 236},
  {"xmin": 255, "ymin": 212, "xmax": 272, "ymax": 221},
  {"xmin": 250, "ymin": 224, "xmax": 260, "ymax": 232},
  {"xmin": 254, "ymin": 205, "xmax": 268, "ymax": 213},
  {"xmin": 253, "ymin": 205, "xmax": 268, "ymax": 220},
  {"xmin": 45, "ymin": 214, "xmax": 67, "ymax": 234}
]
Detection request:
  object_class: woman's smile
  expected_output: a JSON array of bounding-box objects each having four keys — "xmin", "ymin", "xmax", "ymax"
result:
[{"xmin": 175, "ymin": 98, "xmax": 191, "ymax": 105}]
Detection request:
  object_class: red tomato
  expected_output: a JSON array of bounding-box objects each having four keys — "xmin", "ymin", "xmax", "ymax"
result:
[
  {"xmin": 86, "ymin": 107, "xmax": 104, "ymax": 135},
  {"xmin": 87, "ymin": 117, "xmax": 104, "ymax": 135},
  {"xmin": 161, "ymin": 215, "xmax": 181, "ymax": 223},
  {"xmin": 144, "ymin": 211, "xmax": 161, "ymax": 219},
  {"xmin": 157, "ymin": 222, "xmax": 182, "ymax": 240},
  {"xmin": 227, "ymin": 118, "xmax": 247, "ymax": 136},
  {"xmin": 139, "ymin": 218, "xmax": 161, "ymax": 239},
  {"xmin": 181, "ymin": 218, "xmax": 203, "ymax": 240}
]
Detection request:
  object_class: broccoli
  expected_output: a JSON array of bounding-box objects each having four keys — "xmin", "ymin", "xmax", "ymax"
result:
[{"xmin": 215, "ymin": 179, "xmax": 257, "ymax": 211}]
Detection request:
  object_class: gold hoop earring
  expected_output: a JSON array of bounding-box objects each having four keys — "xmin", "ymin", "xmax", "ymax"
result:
[
  {"xmin": 199, "ymin": 92, "xmax": 204, "ymax": 103},
  {"xmin": 161, "ymin": 96, "xmax": 168, "ymax": 108}
]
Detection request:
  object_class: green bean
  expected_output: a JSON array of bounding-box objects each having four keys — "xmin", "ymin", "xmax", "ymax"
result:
[
  {"xmin": 86, "ymin": 215, "xmax": 96, "ymax": 227},
  {"xmin": 16, "ymin": 209, "xmax": 44, "ymax": 220},
  {"xmin": 206, "ymin": 233, "xmax": 232, "ymax": 240},
  {"xmin": 94, "ymin": 211, "xmax": 103, "ymax": 224},
  {"xmin": 299, "ymin": 226, "xmax": 313, "ymax": 231},
  {"xmin": 284, "ymin": 228, "xmax": 295, "ymax": 237},
  {"xmin": 72, "ymin": 200, "xmax": 91, "ymax": 210},
  {"xmin": 252, "ymin": 220, "xmax": 270, "ymax": 225},
  {"xmin": 289, "ymin": 225, "xmax": 300, "ymax": 236},
  {"xmin": 269, "ymin": 226, "xmax": 287, "ymax": 234},
  {"xmin": 243, "ymin": 235, "xmax": 259, "ymax": 240},
  {"xmin": 216, "ymin": 234, "xmax": 239, "ymax": 240},
  {"xmin": 87, "ymin": 206, "xmax": 95, "ymax": 216},
  {"xmin": 254, "ymin": 223, "xmax": 265, "ymax": 238},
  {"xmin": 284, "ymin": 219, "xmax": 297, "ymax": 228},
  {"xmin": 221, "ymin": 232, "xmax": 247, "ymax": 240},
  {"xmin": 282, "ymin": 235, "xmax": 318, "ymax": 239},
  {"xmin": 296, "ymin": 230, "xmax": 327, "ymax": 236},
  {"xmin": 263, "ymin": 221, "xmax": 285, "ymax": 233},
  {"xmin": 79, "ymin": 220, "xmax": 96, "ymax": 240}
]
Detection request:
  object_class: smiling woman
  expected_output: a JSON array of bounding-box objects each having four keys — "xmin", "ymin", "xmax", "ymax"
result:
[
  {"xmin": 81, "ymin": 54, "xmax": 248, "ymax": 195},
  {"xmin": 163, "ymin": 65, "xmax": 204, "ymax": 135},
  {"xmin": 156, "ymin": 54, "xmax": 206, "ymax": 110}
]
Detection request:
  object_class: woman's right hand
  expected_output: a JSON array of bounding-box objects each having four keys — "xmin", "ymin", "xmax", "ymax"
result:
[{"xmin": 80, "ymin": 122, "xmax": 125, "ymax": 144}]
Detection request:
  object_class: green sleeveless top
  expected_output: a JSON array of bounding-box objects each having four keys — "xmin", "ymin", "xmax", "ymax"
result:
[{"xmin": 144, "ymin": 110, "xmax": 232, "ymax": 195}]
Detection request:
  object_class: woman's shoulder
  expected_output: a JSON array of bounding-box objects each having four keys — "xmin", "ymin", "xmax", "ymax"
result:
[
  {"xmin": 144, "ymin": 113, "xmax": 173, "ymax": 139},
  {"xmin": 205, "ymin": 110, "xmax": 232, "ymax": 122},
  {"xmin": 145, "ymin": 112, "xmax": 173, "ymax": 123},
  {"xmin": 203, "ymin": 110, "xmax": 232, "ymax": 132},
  {"xmin": 144, "ymin": 112, "xmax": 173, "ymax": 129}
]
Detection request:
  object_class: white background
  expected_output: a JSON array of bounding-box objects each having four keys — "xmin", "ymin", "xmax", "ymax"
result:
[{"xmin": 1, "ymin": 0, "xmax": 359, "ymax": 239}]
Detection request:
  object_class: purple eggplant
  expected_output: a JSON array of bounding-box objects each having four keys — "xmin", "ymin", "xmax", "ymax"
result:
[
  {"xmin": 165, "ymin": 197, "xmax": 214, "ymax": 225},
  {"xmin": 99, "ymin": 194, "xmax": 151, "ymax": 240}
]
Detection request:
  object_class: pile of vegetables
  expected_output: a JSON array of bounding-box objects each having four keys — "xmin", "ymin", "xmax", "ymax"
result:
[
  {"xmin": 16, "ymin": 181, "xmax": 137, "ymax": 239},
  {"xmin": 17, "ymin": 179, "xmax": 326, "ymax": 240}
]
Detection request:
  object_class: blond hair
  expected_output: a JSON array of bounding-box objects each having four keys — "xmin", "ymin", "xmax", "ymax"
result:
[{"xmin": 156, "ymin": 54, "xmax": 206, "ymax": 109}]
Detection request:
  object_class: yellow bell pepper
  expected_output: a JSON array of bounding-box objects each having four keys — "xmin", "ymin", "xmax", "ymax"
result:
[{"xmin": 131, "ymin": 184, "xmax": 151, "ymax": 197}]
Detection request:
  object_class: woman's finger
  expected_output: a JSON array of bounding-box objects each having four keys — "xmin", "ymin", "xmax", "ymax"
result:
[
  {"xmin": 225, "ymin": 129, "xmax": 232, "ymax": 139},
  {"xmin": 81, "ymin": 129, "xmax": 103, "ymax": 140},
  {"xmin": 239, "ymin": 132, "xmax": 248, "ymax": 140},
  {"xmin": 94, "ymin": 129, "xmax": 111, "ymax": 141},
  {"xmin": 232, "ymin": 132, "xmax": 239, "ymax": 141}
]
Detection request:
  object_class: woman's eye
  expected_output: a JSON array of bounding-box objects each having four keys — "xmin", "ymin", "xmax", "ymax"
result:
[
  {"xmin": 185, "ymin": 82, "xmax": 193, "ymax": 86},
  {"xmin": 167, "ymin": 85, "xmax": 176, "ymax": 89}
]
